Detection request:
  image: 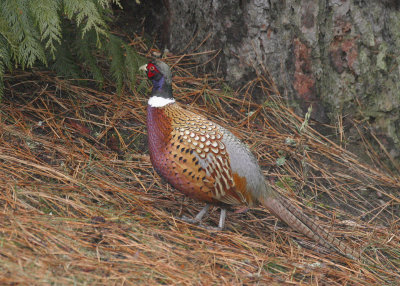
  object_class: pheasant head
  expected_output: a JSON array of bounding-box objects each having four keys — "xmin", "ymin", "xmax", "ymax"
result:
[{"xmin": 140, "ymin": 60, "xmax": 174, "ymax": 105}]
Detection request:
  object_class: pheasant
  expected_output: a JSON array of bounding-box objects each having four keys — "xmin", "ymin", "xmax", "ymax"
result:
[{"xmin": 140, "ymin": 60, "xmax": 360, "ymax": 260}]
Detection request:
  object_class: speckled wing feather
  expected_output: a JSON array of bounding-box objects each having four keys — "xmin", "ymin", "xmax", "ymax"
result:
[{"xmin": 155, "ymin": 103, "xmax": 250, "ymax": 205}]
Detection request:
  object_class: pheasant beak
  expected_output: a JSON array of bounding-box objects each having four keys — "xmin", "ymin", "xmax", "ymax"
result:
[{"xmin": 139, "ymin": 64, "xmax": 148, "ymax": 72}]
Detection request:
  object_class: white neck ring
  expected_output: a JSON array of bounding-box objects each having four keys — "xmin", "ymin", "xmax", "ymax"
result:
[{"xmin": 148, "ymin": 96, "xmax": 175, "ymax": 107}]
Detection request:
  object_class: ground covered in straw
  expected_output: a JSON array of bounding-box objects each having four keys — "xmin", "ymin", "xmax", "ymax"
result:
[{"xmin": 1, "ymin": 44, "xmax": 399, "ymax": 284}]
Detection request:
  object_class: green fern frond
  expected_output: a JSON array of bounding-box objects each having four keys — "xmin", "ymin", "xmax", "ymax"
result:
[
  {"xmin": 0, "ymin": 60, "xmax": 4, "ymax": 99},
  {"xmin": 29, "ymin": 0, "xmax": 62, "ymax": 58},
  {"xmin": 0, "ymin": 11, "xmax": 19, "ymax": 53},
  {"xmin": 18, "ymin": 36, "xmax": 47, "ymax": 68},
  {"xmin": 63, "ymin": 0, "xmax": 108, "ymax": 45},
  {"xmin": 52, "ymin": 38, "xmax": 80, "ymax": 79},
  {"xmin": 123, "ymin": 43, "xmax": 140, "ymax": 89},
  {"xmin": 0, "ymin": 60, "xmax": 4, "ymax": 78},
  {"xmin": 77, "ymin": 29, "xmax": 104, "ymax": 85},
  {"xmin": 107, "ymin": 34, "xmax": 124, "ymax": 93},
  {"xmin": 0, "ymin": 76, "xmax": 3, "ymax": 99},
  {"xmin": 1, "ymin": 0, "xmax": 47, "ymax": 68},
  {"xmin": 0, "ymin": 37, "xmax": 6, "ymax": 98},
  {"xmin": 95, "ymin": 0, "xmax": 122, "ymax": 9},
  {"xmin": 0, "ymin": 36, "xmax": 12, "ymax": 71},
  {"xmin": 0, "ymin": 0, "xmax": 137, "ymax": 100}
]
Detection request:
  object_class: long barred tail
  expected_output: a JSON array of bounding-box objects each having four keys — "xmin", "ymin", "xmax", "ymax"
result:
[{"xmin": 260, "ymin": 195, "xmax": 360, "ymax": 260}]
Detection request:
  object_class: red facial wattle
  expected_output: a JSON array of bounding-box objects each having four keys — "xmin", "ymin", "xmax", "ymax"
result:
[{"xmin": 146, "ymin": 62, "xmax": 159, "ymax": 79}]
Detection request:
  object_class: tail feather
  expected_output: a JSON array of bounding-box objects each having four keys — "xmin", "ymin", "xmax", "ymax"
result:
[{"xmin": 260, "ymin": 195, "xmax": 360, "ymax": 260}]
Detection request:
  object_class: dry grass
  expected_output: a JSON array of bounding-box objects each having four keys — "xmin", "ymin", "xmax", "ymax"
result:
[{"xmin": 0, "ymin": 39, "xmax": 399, "ymax": 285}]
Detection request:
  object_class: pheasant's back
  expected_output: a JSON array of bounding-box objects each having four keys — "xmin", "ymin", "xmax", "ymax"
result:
[{"xmin": 147, "ymin": 102, "xmax": 267, "ymax": 206}]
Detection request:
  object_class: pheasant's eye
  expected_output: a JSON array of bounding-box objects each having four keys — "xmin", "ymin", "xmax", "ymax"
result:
[{"xmin": 149, "ymin": 65, "xmax": 155, "ymax": 71}]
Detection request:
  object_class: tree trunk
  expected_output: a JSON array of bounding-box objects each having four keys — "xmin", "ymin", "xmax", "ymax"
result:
[{"xmin": 144, "ymin": 0, "xmax": 400, "ymax": 166}]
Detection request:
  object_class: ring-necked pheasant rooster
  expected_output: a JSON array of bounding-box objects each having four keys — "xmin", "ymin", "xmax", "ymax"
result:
[{"xmin": 140, "ymin": 60, "xmax": 360, "ymax": 259}]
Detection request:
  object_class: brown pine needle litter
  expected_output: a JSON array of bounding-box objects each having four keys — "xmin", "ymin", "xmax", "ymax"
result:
[{"xmin": 1, "ymin": 41, "xmax": 399, "ymax": 285}]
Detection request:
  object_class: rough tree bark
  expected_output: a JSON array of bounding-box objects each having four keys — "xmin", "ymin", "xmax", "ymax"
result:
[{"xmin": 142, "ymin": 0, "xmax": 400, "ymax": 166}]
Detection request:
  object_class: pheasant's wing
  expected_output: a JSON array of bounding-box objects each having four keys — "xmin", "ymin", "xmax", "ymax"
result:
[{"xmin": 164, "ymin": 106, "xmax": 250, "ymax": 205}]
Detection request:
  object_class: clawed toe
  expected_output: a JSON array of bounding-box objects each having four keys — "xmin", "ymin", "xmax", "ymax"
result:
[
  {"xmin": 198, "ymin": 224, "xmax": 223, "ymax": 231},
  {"xmin": 179, "ymin": 204, "xmax": 211, "ymax": 225},
  {"xmin": 180, "ymin": 215, "xmax": 201, "ymax": 224},
  {"xmin": 179, "ymin": 217, "xmax": 222, "ymax": 231},
  {"xmin": 178, "ymin": 207, "xmax": 226, "ymax": 230}
]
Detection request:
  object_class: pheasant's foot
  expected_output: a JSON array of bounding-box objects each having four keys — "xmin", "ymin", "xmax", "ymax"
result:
[
  {"xmin": 179, "ymin": 204, "xmax": 211, "ymax": 225},
  {"xmin": 198, "ymin": 223, "xmax": 223, "ymax": 231},
  {"xmin": 197, "ymin": 208, "xmax": 226, "ymax": 231},
  {"xmin": 179, "ymin": 206, "xmax": 227, "ymax": 231},
  {"xmin": 194, "ymin": 204, "xmax": 211, "ymax": 221},
  {"xmin": 179, "ymin": 217, "xmax": 221, "ymax": 231},
  {"xmin": 180, "ymin": 215, "xmax": 202, "ymax": 224}
]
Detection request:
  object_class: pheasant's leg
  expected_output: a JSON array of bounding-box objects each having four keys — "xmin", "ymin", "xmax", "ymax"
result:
[
  {"xmin": 194, "ymin": 204, "xmax": 211, "ymax": 221},
  {"xmin": 218, "ymin": 208, "xmax": 227, "ymax": 229},
  {"xmin": 181, "ymin": 204, "xmax": 211, "ymax": 224},
  {"xmin": 202, "ymin": 208, "xmax": 226, "ymax": 231},
  {"xmin": 181, "ymin": 205, "xmax": 227, "ymax": 231}
]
